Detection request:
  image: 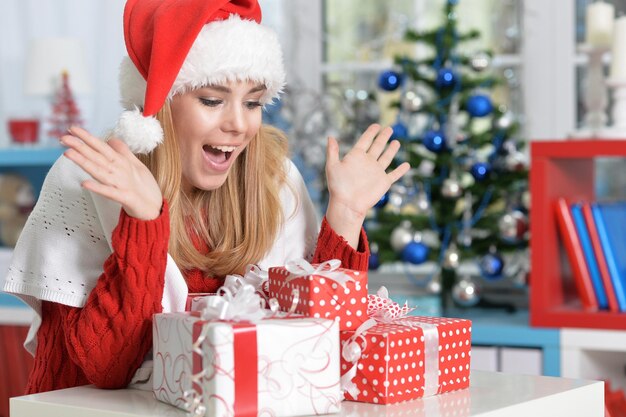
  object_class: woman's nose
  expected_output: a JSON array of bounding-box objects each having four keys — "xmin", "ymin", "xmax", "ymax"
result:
[{"xmin": 222, "ymin": 104, "xmax": 246, "ymax": 134}]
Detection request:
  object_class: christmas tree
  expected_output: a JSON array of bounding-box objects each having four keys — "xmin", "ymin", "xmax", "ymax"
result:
[
  {"xmin": 366, "ymin": 0, "xmax": 529, "ymax": 311},
  {"xmin": 48, "ymin": 71, "xmax": 84, "ymax": 139}
]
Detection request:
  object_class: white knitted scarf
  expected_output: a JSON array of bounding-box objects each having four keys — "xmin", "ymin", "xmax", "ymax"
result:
[{"xmin": 2, "ymin": 156, "xmax": 319, "ymax": 362}]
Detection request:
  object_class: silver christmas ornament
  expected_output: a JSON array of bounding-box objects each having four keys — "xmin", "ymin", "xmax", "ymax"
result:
[
  {"xmin": 493, "ymin": 111, "xmax": 515, "ymax": 131},
  {"xmin": 470, "ymin": 52, "xmax": 491, "ymax": 72},
  {"xmin": 452, "ymin": 276, "xmax": 481, "ymax": 307},
  {"xmin": 414, "ymin": 190, "xmax": 431, "ymax": 214},
  {"xmin": 401, "ymin": 89, "xmax": 425, "ymax": 113},
  {"xmin": 504, "ymin": 150, "xmax": 527, "ymax": 171},
  {"xmin": 385, "ymin": 184, "xmax": 407, "ymax": 214},
  {"xmin": 426, "ymin": 273, "xmax": 442, "ymax": 294},
  {"xmin": 390, "ymin": 220, "xmax": 414, "ymax": 252},
  {"xmin": 441, "ymin": 177, "xmax": 463, "ymax": 198},
  {"xmin": 442, "ymin": 243, "xmax": 460, "ymax": 269},
  {"xmin": 498, "ymin": 209, "xmax": 528, "ymax": 243}
]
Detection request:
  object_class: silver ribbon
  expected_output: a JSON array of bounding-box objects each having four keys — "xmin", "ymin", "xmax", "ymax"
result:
[
  {"xmin": 182, "ymin": 283, "xmax": 269, "ymax": 416},
  {"xmin": 396, "ymin": 318, "xmax": 440, "ymax": 397},
  {"xmin": 340, "ymin": 317, "xmax": 377, "ymax": 399}
]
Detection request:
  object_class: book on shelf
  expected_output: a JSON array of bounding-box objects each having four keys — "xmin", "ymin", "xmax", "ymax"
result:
[
  {"xmin": 590, "ymin": 202, "xmax": 626, "ymax": 312},
  {"xmin": 553, "ymin": 198, "xmax": 598, "ymax": 311},
  {"xmin": 581, "ymin": 203, "xmax": 620, "ymax": 313},
  {"xmin": 571, "ymin": 203, "xmax": 609, "ymax": 310}
]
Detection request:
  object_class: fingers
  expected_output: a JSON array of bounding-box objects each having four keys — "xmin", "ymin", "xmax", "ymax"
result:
[
  {"xmin": 326, "ymin": 136, "xmax": 340, "ymax": 167},
  {"xmin": 63, "ymin": 147, "xmax": 116, "ymax": 186},
  {"xmin": 67, "ymin": 126, "xmax": 119, "ymax": 162},
  {"xmin": 60, "ymin": 134, "xmax": 113, "ymax": 170},
  {"xmin": 107, "ymin": 138, "xmax": 135, "ymax": 159},
  {"xmin": 377, "ymin": 140, "xmax": 401, "ymax": 168},
  {"xmin": 353, "ymin": 124, "xmax": 382, "ymax": 152},
  {"xmin": 388, "ymin": 162, "xmax": 411, "ymax": 184},
  {"xmin": 367, "ymin": 126, "xmax": 393, "ymax": 159}
]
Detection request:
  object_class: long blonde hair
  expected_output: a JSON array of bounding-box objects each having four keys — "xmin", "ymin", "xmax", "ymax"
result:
[{"xmin": 137, "ymin": 101, "xmax": 289, "ymax": 276}]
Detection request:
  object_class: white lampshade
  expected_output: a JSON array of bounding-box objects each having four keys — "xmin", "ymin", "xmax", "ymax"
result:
[{"xmin": 24, "ymin": 37, "xmax": 92, "ymax": 95}]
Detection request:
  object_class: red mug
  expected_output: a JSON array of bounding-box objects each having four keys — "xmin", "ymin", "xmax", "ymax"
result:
[{"xmin": 8, "ymin": 119, "xmax": 39, "ymax": 144}]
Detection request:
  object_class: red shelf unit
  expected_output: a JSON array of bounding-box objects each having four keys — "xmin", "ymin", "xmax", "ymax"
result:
[{"xmin": 530, "ymin": 139, "xmax": 626, "ymax": 330}]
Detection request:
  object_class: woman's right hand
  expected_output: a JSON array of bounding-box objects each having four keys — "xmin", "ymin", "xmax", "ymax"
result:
[{"xmin": 60, "ymin": 126, "xmax": 163, "ymax": 220}]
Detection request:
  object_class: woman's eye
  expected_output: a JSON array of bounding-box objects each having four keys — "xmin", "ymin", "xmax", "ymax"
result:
[
  {"xmin": 245, "ymin": 101, "xmax": 262, "ymax": 110},
  {"xmin": 199, "ymin": 98, "xmax": 222, "ymax": 107}
]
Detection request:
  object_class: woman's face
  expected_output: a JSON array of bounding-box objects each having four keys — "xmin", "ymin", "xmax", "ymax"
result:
[{"xmin": 170, "ymin": 80, "xmax": 265, "ymax": 192}]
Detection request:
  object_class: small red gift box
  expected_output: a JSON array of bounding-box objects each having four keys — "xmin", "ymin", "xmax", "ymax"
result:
[
  {"xmin": 268, "ymin": 260, "xmax": 368, "ymax": 330},
  {"xmin": 340, "ymin": 316, "xmax": 472, "ymax": 404}
]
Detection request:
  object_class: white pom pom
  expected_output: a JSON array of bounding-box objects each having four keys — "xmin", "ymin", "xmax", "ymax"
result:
[{"xmin": 112, "ymin": 109, "xmax": 164, "ymax": 154}]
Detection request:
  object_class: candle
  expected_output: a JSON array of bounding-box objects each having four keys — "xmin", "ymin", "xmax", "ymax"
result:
[
  {"xmin": 586, "ymin": 0, "xmax": 615, "ymax": 47},
  {"xmin": 610, "ymin": 16, "xmax": 626, "ymax": 79}
]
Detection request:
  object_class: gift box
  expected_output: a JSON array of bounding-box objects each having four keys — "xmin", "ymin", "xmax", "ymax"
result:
[
  {"xmin": 268, "ymin": 259, "xmax": 368, "ymax": 330},
  {"xmin": 186, "ymin": 293, "xmax": 215, "ymax": 311},
  {"xmin": 153, "ymin": 311, "xmax": 341, "ymax": 416},
  {"xmin": 340, "ymin": 316, "xmax": 472, "ymax": 405}
]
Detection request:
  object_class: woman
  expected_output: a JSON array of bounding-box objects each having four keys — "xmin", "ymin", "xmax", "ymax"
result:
[{"xmin": 3, "ymin": 0, "xmax": 410, "ymax": 394}]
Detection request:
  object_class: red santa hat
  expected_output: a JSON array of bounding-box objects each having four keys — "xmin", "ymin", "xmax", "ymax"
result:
[{"xmin": 113, "ymin": 0, "xmax": 286, "ymax": 154}]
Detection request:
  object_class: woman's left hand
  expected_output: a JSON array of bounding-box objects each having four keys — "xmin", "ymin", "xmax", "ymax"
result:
[{"xmin": 324, "ymin": 124, "xmax": 410, "ymax": 247}]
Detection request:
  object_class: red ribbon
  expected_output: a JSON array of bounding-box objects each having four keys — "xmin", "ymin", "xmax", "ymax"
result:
[{"xmin": 192, "ymin": 320, "xmax": 258, "ymax": 417}]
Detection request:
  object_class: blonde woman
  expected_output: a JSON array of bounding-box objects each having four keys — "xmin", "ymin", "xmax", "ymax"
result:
[{"xmin": 3, "ymin": 0, "xmax": 410, "ymax": 394}]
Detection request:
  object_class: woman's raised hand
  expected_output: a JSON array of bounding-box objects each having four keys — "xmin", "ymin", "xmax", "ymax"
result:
[
  {"xmin": 324, "ymin": 124, "xmax": 410, "ymax": 248},
  {"xmin": 60, "ymin": 126, "xmax": 163, "ymax": 220}
]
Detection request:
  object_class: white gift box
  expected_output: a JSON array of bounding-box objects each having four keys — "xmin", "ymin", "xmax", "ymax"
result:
[{"xmin": 153, "ymin": 311, "xmax": 341, "ymax": 417}]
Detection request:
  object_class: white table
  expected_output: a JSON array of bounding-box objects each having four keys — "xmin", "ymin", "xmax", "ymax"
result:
[{"xmin": 10, "ymin": 371, "xmax": 603, "ymax": 417}]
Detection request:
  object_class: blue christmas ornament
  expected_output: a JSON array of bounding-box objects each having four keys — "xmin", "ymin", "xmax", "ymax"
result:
[
  {"xmin": 448, "ymin": 0, "xmax": 459, "ymax": 5},
  {"xmin": 378, "ymin": 70, "xmax": 403, "ymax": 91},
  {"xmin": 422, "ymin": 130, "xmax": 447, "ymax": 153},
  {"xmin": 374, "ymin": 192, "xmax": 389, "ymax": 208},
  {"xmin": 479, "ymin": 252, "xmax": 504, "ymax": 280},
  {"xmin": 391, "ymin": 122, "xmax": 408, "ymax": 140},
  {"xmin": 368, "ymin": 252, "xmax": 380, "ymax": 270},
  {"xmin": 470, "ymin": 162, "xmax": 490, "ymax": 181},
  {"xmin": 401, "ymin": 241, "xmax": 429, "ymax": 264},
  {"xmin": 466, "ymin": 94, "xmax": 493, "ymax": 117},
  {"xmin": 435, "ymin": 68, "xmax": 458, "ymax": 89}
]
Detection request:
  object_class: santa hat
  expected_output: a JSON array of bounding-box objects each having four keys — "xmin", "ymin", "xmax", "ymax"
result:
[{"xmin": 113, "ymin": 0, "xmax": 286, "ymax": 154}]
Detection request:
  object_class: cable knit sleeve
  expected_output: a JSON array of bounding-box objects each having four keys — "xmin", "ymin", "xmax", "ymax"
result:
[
  {"xmin": 312, "ymin": 216, "xmax": 370, "ymax": 271},
  {"xmin": 60, "ymin": 202, "xmax": 170, "ymax": 389}
]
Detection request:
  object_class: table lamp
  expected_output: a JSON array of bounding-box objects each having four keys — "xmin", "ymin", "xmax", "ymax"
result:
[{"xmin": 21, "ymin": 37, "xmax": 92, "ymax": 142}]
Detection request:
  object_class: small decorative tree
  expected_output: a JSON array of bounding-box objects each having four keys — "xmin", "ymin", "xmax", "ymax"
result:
[{"xmin": 48, "ymin": 71, "xmax": 83, "ymax": 139}]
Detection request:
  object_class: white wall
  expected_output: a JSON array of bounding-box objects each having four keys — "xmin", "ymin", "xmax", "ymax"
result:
[{"xmin": 0, "ymin": 0, "xmax": 127, "ymax": 144}]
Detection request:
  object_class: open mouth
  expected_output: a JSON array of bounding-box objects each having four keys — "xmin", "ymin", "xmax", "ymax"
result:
[{"xmin": 203, "ymin": 144, "xmax": 236, "ymax": 164}]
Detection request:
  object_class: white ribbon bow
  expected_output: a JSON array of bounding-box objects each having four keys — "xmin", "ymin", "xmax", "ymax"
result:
[
  {"xmin": 284, "ymin": 259, "xmax": 355, "ymax": 288},
  {"xmin": 197, "ymin": 284, "xmax": 268, "ymax": 322},
  {"xmin": 223, "ymin": 264, "xmax": 268, "ymax": 294}
]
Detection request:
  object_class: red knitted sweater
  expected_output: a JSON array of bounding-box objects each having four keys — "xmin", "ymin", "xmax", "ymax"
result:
[{"xmin": 25, "ymin": 205, "xmax": 369, "ymax": 394}]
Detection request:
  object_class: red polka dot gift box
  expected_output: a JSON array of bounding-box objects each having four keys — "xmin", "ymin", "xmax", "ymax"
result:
[
  {"xmin": 340, "ymin": 316, "xmax": 472, "ymax": 405},
  {"xmin": 268, "ymin": 259, "xmax": 368, "ymax": 331}
]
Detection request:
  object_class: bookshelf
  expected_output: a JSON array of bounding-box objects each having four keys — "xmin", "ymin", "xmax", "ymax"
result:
[{"xmin": 530, "ymin": 140, "xmax": 626, "ymax": 330}]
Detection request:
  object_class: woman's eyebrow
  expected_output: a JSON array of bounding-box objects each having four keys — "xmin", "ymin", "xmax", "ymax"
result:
[
  {"xmin": 201, "ymin": 84, "xmax": 266, "ymax": 94},
  {"xmin": 248, "ymin": 84, "xmax": 267, "ymax": 93}
]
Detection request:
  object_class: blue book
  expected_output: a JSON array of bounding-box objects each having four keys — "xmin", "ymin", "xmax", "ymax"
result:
[
  {"xmin": 591, "ymin": 202, "xmax": 626, "ymax": 312},
  {"xmin": 571, "ymin": 203, "xmax": 608, "ymax": 309}
]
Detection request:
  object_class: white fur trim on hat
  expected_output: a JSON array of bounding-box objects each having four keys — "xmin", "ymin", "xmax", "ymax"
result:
[
  {"xmin": 112, "ymin": 108, "xmax": 164, "ymax": 154},
  {"xmin": 172, "ymin": 15, "xmax": 285, "ymax": 103}
]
